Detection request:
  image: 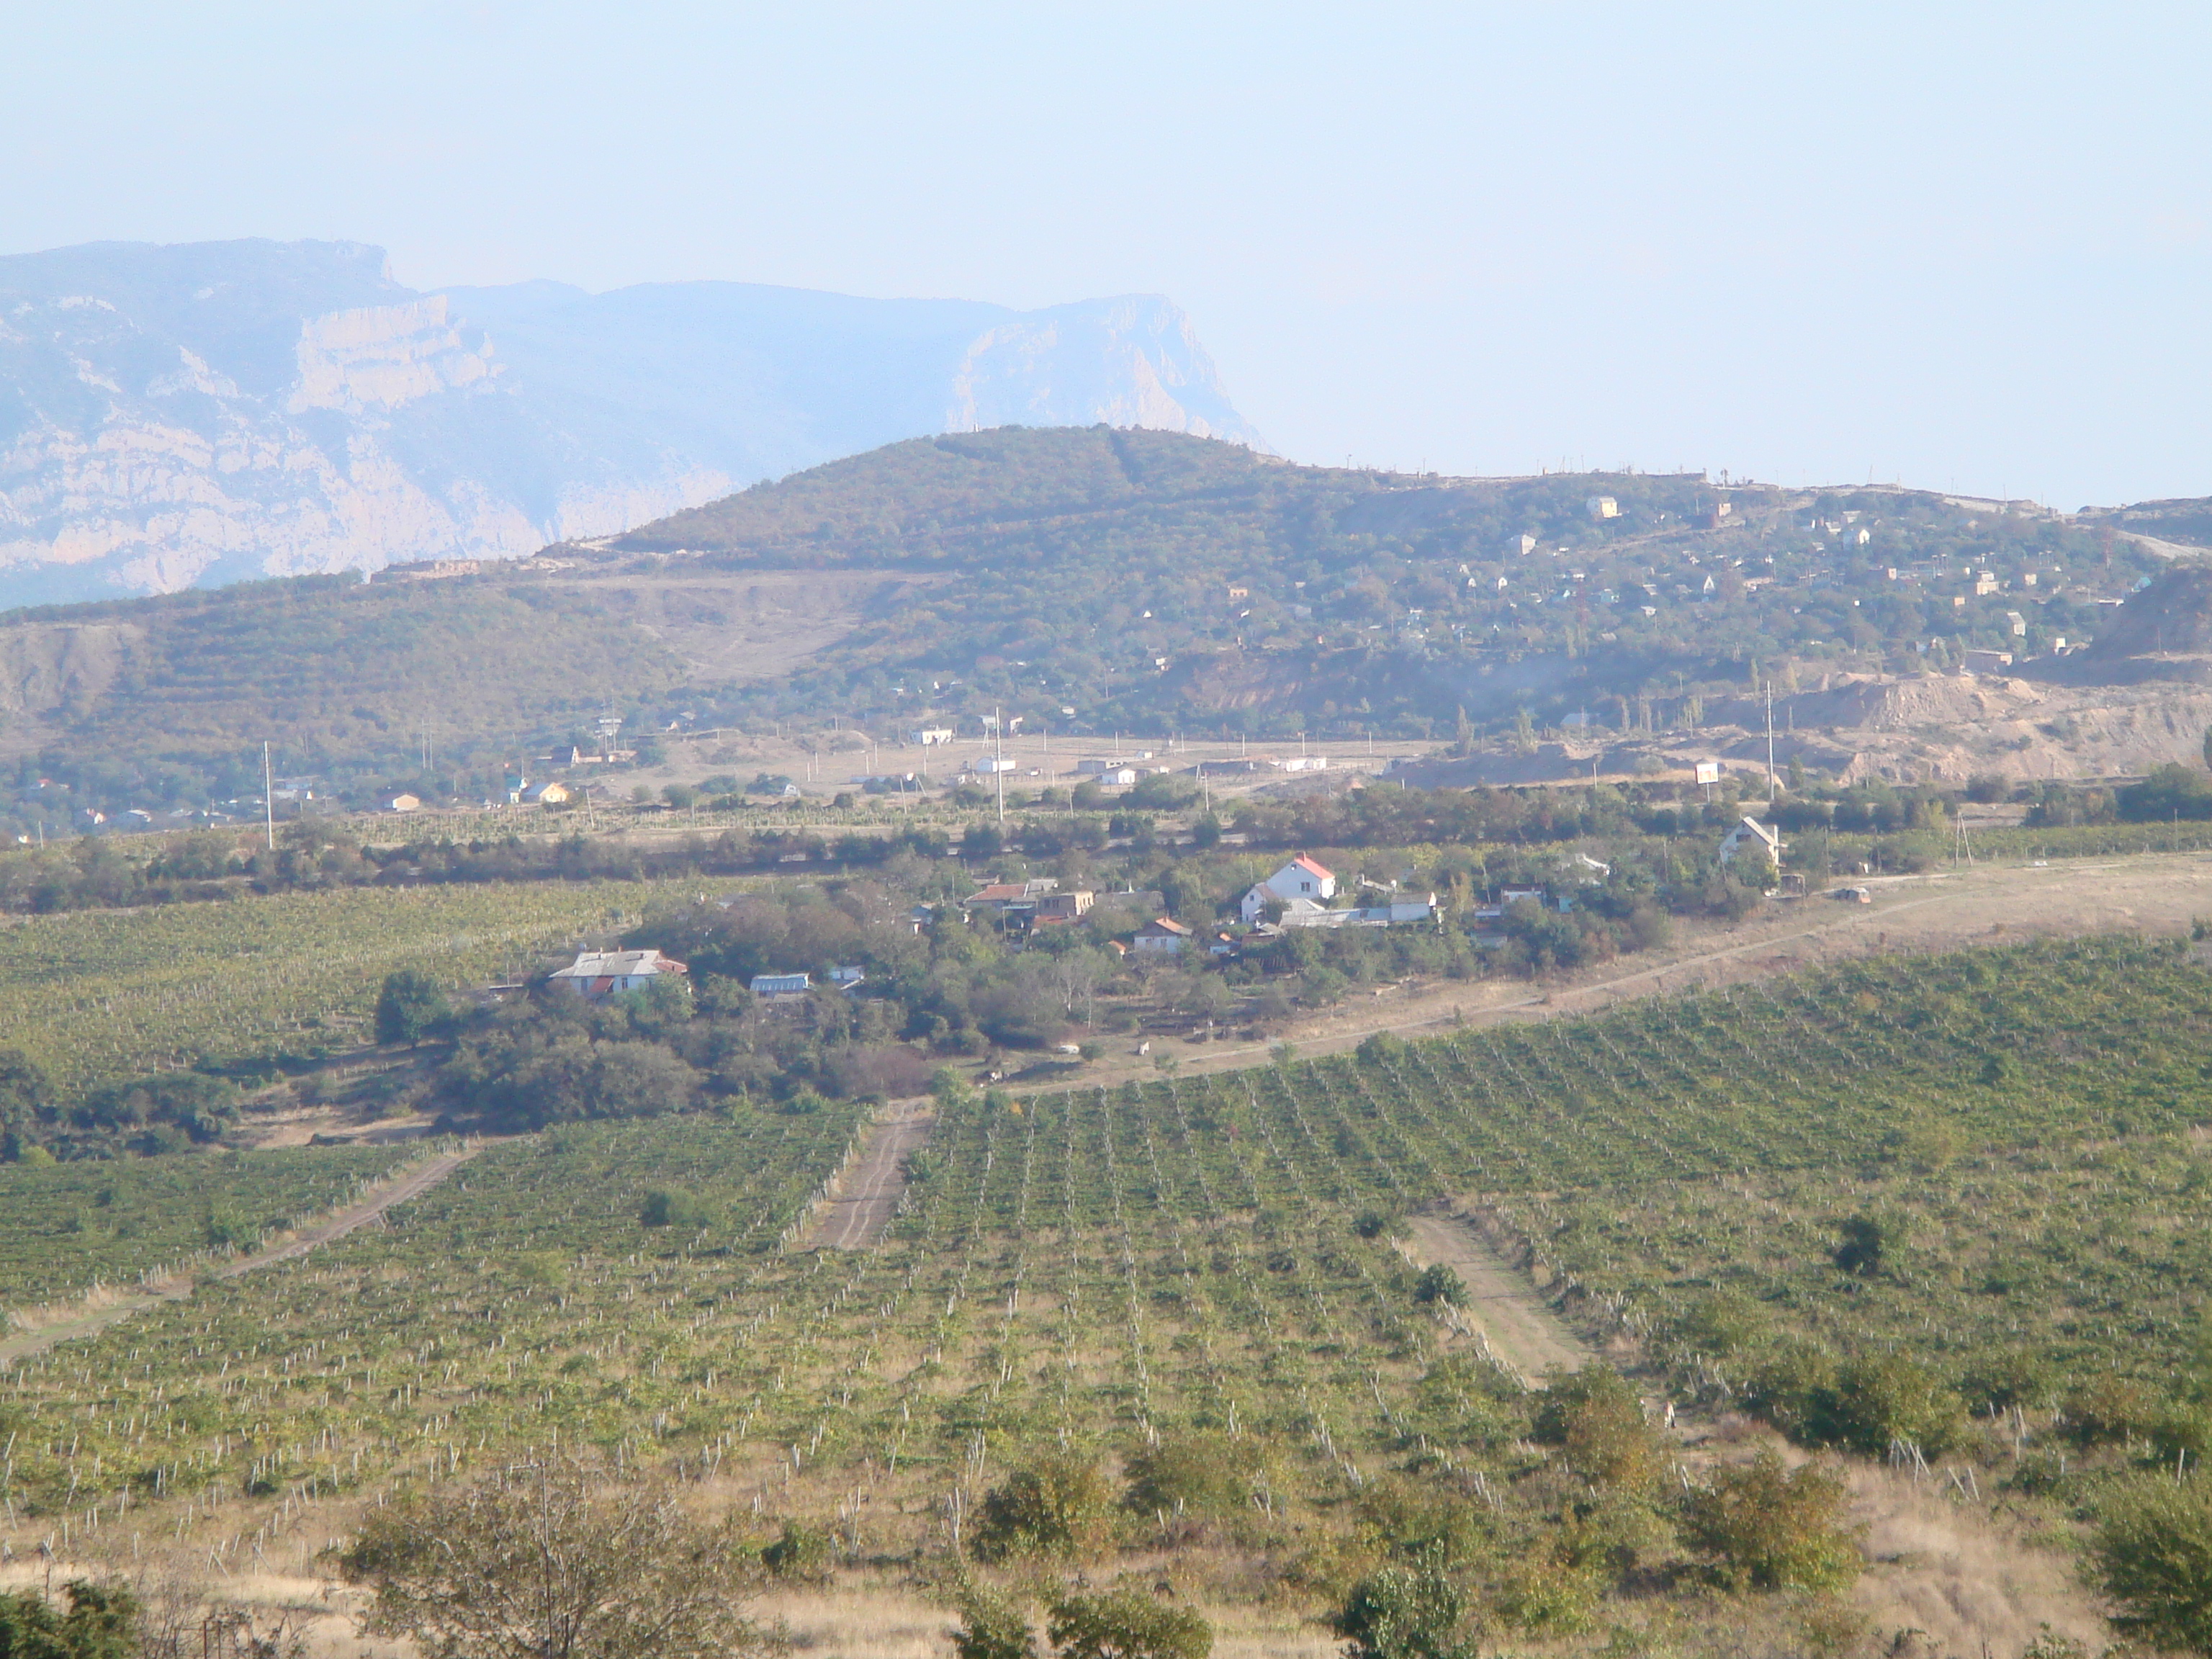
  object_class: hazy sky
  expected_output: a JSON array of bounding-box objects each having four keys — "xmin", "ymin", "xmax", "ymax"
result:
[{"xmin": 8, "ymin": 3, "xmax": 2211, "ymax": 508}]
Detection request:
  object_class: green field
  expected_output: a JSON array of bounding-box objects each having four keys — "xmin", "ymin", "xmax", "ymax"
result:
[
  {"xmin": 0, "ymin": 935, "xmax": 2204, "ymax": 1645},
  {"xmin": 0, "ymin": 879, "xmax": 735, "ymax": 1091},
  {"xmin": 0, "ymin": 1143, "xmax": 418, "ymax": 1308}
]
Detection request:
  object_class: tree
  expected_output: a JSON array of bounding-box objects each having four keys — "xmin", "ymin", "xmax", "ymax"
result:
[
  {"xmin": 0, "ymin": 1581, "xmax": 141, "ymax": 1659},
  {"xmin": 971, "ymin": 1453, "xmax": 1112, "ymax": 1561},
  {"xmin": 0, "ymin": 1048, "xmax": 50, "ymax": 1141},
  {"xmin": 2092, "ymin": 1473, "xmax": 2212, "ymax": 1653},
  {"xmin": 1832, "ymin": 1213, "xmax": 1889, "ymax": 1277},
  {"xmin": 1046, "ymin": 1590, "xmax": 1210, "ymax": 1659},
  {"xmin": 1333, "ymin": 1547, "xmax": 1476, "ymax": 1659},
  {"xmin": 374, "ymin": 970, "xmax": 451, "ymax": 1047},
  {"xmin": 336, "ymin": 1462, "xmax": 773, "ymax": 1659},
  {"xmin": 1683, "ymin": 1451, "xmax": 1861, "ymax": 1593}
]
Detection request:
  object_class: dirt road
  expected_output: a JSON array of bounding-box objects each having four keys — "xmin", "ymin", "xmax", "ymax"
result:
[
  {"xmin": 1068, "ymin": 850, "xmax": 2212, "ymax": 1092},
  {"xmin": 1398, "ymin": 1210, "xmax": 1593, "ymax": 1385},
  {"xmin": 807, "ymin": 1100, "xmax": 935, "ymax": 1250},
  {"xmin": 0, "ymin": 1145, "xmax": 477, "ymax": 1362}
]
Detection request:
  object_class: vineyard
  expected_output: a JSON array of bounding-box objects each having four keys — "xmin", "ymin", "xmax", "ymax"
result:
[
  {"xmin": 0, "ymin": 1143, "xmax": 418, "ymax": 1308},
  {"xmin": 0, "ymin": 879, "xmax": 737, "ymax": 1092},
  {"xmin": 0, "ymin": 935, "xmax": 2205, "ymax": 1643}
]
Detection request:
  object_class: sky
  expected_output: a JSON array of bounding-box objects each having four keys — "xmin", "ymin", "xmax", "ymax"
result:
[{"xmin": 6, "ymin": 1, "xmax": 2211, "ymax": 509}]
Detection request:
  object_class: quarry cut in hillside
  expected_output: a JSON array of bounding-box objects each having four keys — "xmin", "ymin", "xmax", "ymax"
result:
[{"xmin": 1399, "ymin": 671, "xmax": 2212, "ymax": 788}]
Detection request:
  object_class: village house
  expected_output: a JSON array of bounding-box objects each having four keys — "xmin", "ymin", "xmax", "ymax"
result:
[
  {"xmin": 1132, "ymin": 917, "xmax": 1194, "ymax": 956},
  {"xmin": 376, "ymin": 792, "xmax": 421, "ymax": 813},
  {"xmin": 1238, "ymin": 855, "xmax": 1337, "ymax": 922},
  {"xmin": 521, "ymin": 781, "xmax": 572, "ymax": 806},
  {"xmin": 1717, "ymin": 816, "xmax": 1784, "ymax": 866},
  {"xmin": 550, "ymin": 948, "xmax": 688, "ymax": 999},
  {"xmin": 748, "ymin": 971, "xmax": 811, "ymax": 999}
]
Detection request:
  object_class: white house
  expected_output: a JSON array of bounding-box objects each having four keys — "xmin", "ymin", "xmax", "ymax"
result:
[
  {"xmin": 1239, "ymin": 855, "xmax": 1339, "ymax": 922},
  {"xmin": 1717, "ymin": 817, "xmax": 1784, "ymax": 866},
  {"xmin": 1132, "ymin": 917, "xmax": 1193, "ymax": 956},
  {"xmin": 377, "ymin": 792, "xmax": 422, "ymax": 813},
  {"xmin": 908, "ymin": 727, "xmax": 955, "ymax": 746},
  {"xmin": 551, "ymin": 948, "xmax": 688, "ymax": 999}
]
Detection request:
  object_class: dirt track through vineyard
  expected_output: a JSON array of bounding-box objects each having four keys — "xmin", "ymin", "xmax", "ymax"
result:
[
  {"xmin": 0, "ymin": 1146, "xmax": 477, "ymax": 1362},
  {"xmin": 809, "ymin": 1099, "xmax": 935, "ymax": 1250},
  {"xmin": 1398, "ymin": 1210, "xmax": 1595, "ymax": 1385}
]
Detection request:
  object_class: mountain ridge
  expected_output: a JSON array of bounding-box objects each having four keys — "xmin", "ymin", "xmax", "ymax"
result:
[{"xmin": 0, "ymin": 239, "xmax": 1260, "ymax": 602}]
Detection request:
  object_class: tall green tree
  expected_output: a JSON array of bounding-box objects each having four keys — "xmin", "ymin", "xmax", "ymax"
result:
[{"xmin": 374, "ymin": 970, "xmax": 451, "ymax": 1047}]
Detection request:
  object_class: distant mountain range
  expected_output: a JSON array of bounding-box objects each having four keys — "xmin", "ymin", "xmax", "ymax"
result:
[{"xmin": 0, "ymin": 239, "xmax": 1262, "ymax": 603}]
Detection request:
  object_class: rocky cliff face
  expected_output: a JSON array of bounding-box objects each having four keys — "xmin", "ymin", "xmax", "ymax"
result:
[{"xmin": 0, "ymin": 240, "xmax": 1262, "ymax": 603}]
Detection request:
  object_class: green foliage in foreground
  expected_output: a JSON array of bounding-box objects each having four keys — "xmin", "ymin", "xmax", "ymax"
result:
[
  {"xmin": 2092, "ymin": 1473, "xmax": 2212, "ymax": 1653},
  {"xmin": 0, "ymin": 1581, "xmax": 140, "ymax": 1659}
]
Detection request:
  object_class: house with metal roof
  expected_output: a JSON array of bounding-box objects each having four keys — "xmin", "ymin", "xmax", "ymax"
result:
[{"xmin": 549, "ymin": 948, "xmax": 688, "ymax": 999}]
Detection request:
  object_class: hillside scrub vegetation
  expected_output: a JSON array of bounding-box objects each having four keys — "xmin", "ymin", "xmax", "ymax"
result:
[{"xmin": 0, "ymin": 428, "xmax": 2178, "ymax": 830}]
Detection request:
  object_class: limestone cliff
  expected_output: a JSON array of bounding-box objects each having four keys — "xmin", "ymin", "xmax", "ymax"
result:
[{"xmin": 0, "ymin": 240, "xmax": 1263, "ymax": 603}]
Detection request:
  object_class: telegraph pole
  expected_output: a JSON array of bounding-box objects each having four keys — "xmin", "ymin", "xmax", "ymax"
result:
[
  {"xmin": 1766, "ymin": 689, "xmax": 1777, "ymax": 804},
  {"xmin": 994, "ymin": 706, "xmax": 1005, "ymax": 827},
  {"xmin": 263, "ymin": 742, "xmax": 276, "ymax": 850}
]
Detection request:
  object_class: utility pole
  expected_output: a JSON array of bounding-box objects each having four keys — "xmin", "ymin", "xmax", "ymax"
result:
[
  {"xmin": 1766, "ymin": 689, "xmax": 1776, "ymax": 804},
  {"xmin": 262, "ymin": 742, "xmax": 275, "ymax": 851},
  {"xmin": 994, "ymin": 705, "xmax": 1004, "ymax": 827}
]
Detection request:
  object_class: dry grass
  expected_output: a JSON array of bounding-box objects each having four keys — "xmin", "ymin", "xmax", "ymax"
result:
[
  {"xmin": 761, "ymin": 1582, "xmax": 1338, "ymax": 1659},
  {"xmin": 1845, "ymin": 1464, "xmax": 2104, "ymax": 1655}
]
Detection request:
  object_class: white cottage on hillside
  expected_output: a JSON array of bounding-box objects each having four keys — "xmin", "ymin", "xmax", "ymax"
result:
[
  {"xmin": 1238, "ymin": 855, "xmax": 1337, "ymax": 922},
  {"xmin": 1717, "ymin": 817, "xmax": 1784, "ymax": 866}
]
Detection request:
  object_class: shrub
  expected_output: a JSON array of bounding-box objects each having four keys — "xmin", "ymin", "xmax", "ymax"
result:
[
  {"xmin": 2065, "ymin": 1375, "xmax": 2160, "ymax": 1447},
  {"xmin": 1124, "ymin": 1433, "xmax": 1246, "ymax": 1519},
  {"xmin": 1332, "ymin": 1546, "xmax": 1476, "ymax": 1659},
  {"xmin": 639, "ymin": 1187, "xmax": 711, "ymax": 1229},
  {"xmin": 2092, "ymin": 1473, "xmax": 2212, "ymax": 1652},
  {"xmin": 1412, "ymin": 1263, "xmax": 1463, "ymax": 1306},
  {"xmin": 972, "ymin": 1454, "xmax": 1112, "ymax": 1561},
  {"xmin": 950, "ymin": 1583, "xmax": 1035, "ymax": 1659},
  {"xmin": 1683, "ymin": 1451, "xmax": 1861, "ymax": 1592},
  {"xmin": 1532, "ymin": 1366, "xmax": 1666, "ymax": 1494},
  {"xmin": 1357, "ymin": 1032, "xmax": 1408, "ymax": 1066},
  {"xmin": 0, "ymin": 1581, "xmax": 140, "ymax": 1659},
  {"xmin": 1832, "ymin": 1213, "xmax": 1892, "ymax": 1277},
  {"xmin": 759, "ymin": 1519, "xmax": 831, "ymax": 1581},
  {"xmin": 1824, "ymin": 1354, "xmax": 1964, "ymax": 1457},
  {"xmin": 1494, "ymin": 1545, "xmax": 1604, "ymax": 1635},
  {"xmin": 1047, "ymin": 1590, "xmax": 1210, "ymax": 1659}
]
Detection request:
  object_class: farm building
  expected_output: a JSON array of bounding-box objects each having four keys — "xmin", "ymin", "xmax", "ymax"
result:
[{"xmin": 549, "ymin": 948, "xmax": 688, "ymax": 999}]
